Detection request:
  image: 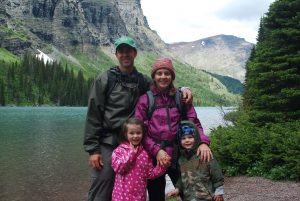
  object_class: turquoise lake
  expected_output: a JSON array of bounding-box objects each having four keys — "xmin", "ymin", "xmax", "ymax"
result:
[{"xmin": 0, "ymin": 107, "xmax": 232, "ymax": 201}]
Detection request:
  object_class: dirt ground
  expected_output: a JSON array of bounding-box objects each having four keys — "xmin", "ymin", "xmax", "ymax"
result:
[
  {"xmin": 223, "ymin": 176, "xmax": 300, "ymax": 201},
  {"xmin": 80, "ymin": 175, "xmax": 300, "ymax": 201},
  {"xmin": 165, "ymin": 176, "xmax": 300, "ymax": 201}
]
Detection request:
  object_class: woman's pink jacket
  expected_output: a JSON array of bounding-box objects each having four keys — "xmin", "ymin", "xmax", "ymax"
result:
[
  {"xmin": 111, "ymin": 143, "xmax": 166, "ymax": 201},
  {"xmin": 134, "ymin": 89, "xmax": 210, "ymax": 159}
]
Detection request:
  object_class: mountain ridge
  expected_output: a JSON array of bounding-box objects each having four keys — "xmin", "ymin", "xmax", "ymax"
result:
[{"xmin": 167, "ymin": 34, "xmax": 254, "ymax": 82}]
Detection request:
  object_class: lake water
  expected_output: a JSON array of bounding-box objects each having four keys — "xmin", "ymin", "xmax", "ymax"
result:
[{"xmin": 0, "ymin": 107, "xmax": 232, "ymax": 201}]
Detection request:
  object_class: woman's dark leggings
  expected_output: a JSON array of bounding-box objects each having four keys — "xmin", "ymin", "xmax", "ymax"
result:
[{"xmin": 147, "ymin": 167, "xmax": 180, "ymax": 201}]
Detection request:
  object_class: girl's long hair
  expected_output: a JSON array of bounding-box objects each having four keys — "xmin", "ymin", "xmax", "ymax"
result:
[{"xmin": 121, "ymin": 117, "xmax": 146, "ymax": 143}]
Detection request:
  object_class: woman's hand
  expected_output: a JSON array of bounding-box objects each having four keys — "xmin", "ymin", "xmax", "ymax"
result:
[
  {"xmin": 197, "ymin": 143, "xmax": 213, "ymax": 162},
  {"xmin": 156, "ymin": 149, "xmax": 171, "ymax": 167}
]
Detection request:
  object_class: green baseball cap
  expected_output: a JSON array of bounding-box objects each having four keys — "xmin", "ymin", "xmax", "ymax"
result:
[{"xmin": 114, "ymin": 36, "xmax": 136, "ymax": 50}]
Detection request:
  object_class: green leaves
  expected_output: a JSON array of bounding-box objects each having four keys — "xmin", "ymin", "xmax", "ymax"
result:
[
  {"xmin": 211, "ymin": 117, "xmax": 300, "ymax": 180},
  {"xmin": 244, "ymin": 0, "xmax": 300, "ymax": 123}
]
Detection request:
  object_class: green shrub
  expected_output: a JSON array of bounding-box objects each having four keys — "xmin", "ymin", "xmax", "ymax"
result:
[
  {"xmin": 210, "ymin": 118, "xmax": 300, "ymax": 180},
  {"xmin": 260, "ymin": 122, "xmax": 300, "ymax": 180}
]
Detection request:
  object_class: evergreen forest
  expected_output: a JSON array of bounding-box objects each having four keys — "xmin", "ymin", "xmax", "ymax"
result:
[
  {"xmin": 0, "ymin": 53, "xmax": 93, "ymax": 106},
  {"xmin": 210, "ymin": 0, "xmax": 300, "ymax": 181}
]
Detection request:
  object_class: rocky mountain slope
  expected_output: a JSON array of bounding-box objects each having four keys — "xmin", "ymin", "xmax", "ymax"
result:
[
  {"xmin": 1, "ymin": 0, "xmax": 164, "ymax": 55},
  {"xmin": 167, "ymin": 35, "xmax": 254, "ymax": 82}
]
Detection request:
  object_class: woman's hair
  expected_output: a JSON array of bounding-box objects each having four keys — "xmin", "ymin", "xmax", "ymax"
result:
[{"xmin": 121, "ymin": 117, "xmax": 146, "ymax": 143}]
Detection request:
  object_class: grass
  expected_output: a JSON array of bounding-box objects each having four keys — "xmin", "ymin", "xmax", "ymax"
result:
[
  {"xmin": 0, "ymin": 48, "xmax": 19, "ymax": 63},
  {"xmin": 0, "ymin": 26, "xmax": 28, "ymax": 41}
]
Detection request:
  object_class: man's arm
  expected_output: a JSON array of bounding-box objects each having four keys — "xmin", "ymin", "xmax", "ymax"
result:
[{"xmin": 83, "ymin": 74, "xmax": 108, "ymax": 169}]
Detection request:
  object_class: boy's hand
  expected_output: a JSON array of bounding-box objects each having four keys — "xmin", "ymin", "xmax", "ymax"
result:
[
  {"xmin": 213, "ymin": 195, "xmax": 224, "ymax": 201},
  {"xmin": 167, "ymin": 188, "xmax": 180, "ymax": 197}
]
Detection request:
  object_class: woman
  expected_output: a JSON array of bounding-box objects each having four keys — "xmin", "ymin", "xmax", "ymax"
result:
[{"xmin": 135, "ymin": 57, "xmax": 212, "ymax": 201}]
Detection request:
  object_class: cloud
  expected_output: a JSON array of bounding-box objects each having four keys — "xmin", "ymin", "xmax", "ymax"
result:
[
  {"xmin": 141, "ymin": 0, "xmax": 275, "ymax": 44},
  {"xmin": 216, "ymin": 0, "xmax": 273, "ymax": 20}
]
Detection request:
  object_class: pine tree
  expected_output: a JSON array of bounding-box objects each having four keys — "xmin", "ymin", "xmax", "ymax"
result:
[{"xmin": 244, "ymin": 0, "xmax": 300, "ymax": 124}]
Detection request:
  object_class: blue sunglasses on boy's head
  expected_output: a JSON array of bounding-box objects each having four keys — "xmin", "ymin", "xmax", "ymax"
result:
[{"xmin": 181, "ymin": 125, "xmax": 194, "ymax": 135}]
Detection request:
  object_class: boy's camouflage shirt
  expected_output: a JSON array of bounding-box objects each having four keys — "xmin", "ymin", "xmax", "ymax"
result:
[{"xmin": 176, "ymin": 155, "xmax": 224, "ymax": 201}]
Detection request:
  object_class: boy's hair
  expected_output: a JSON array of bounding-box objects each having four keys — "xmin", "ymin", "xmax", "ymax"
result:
[{"xmin": 121, "ymin": 117, "xmax": 146, "ymax": 143}]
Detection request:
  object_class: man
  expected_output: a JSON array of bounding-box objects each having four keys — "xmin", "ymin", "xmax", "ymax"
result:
[{"xmin": 83, "ymin": 36, "xmax": 192, "ymax": 201}]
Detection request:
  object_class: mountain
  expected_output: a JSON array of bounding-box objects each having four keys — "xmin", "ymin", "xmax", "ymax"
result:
[
  {"xmin": 1, "ymin": 0, "xmax": 164, "ymax": 55},
  {"xmin": 167, "ymin": 35, "xmax": 254, "ymax": 82},
  {"xmin": 0, "ymin": 0, "xmax": 242, "ymax": 106}
]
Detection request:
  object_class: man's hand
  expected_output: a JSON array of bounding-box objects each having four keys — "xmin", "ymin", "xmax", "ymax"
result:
[
  {"xmin": 181, "ymin": 87, "xmax": 193, "ymax": 104},
  {"xmin": 156, "ymin": 149, "xmax": 171, "ymax": 167},
  {"xmin": 89, "ymin": 154, "xmax": 104, "ymax": 170},
  {"xmin": 197, "ymin": 143, "xmax": 213, "ymax": 162}
]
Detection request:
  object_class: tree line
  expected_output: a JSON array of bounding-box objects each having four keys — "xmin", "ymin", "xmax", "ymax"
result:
[
  {"xmin": 211, "ymin": 0, "xmax": 300, "ymax": 181},
  {"xmin": 0, "ymin": 53, "xmax": 94, "ymax": 106}
]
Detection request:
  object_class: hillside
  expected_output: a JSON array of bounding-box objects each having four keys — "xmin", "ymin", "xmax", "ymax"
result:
[{"xmin": 0, "ymin": 0, "xmax": 242, "ymax": 106}]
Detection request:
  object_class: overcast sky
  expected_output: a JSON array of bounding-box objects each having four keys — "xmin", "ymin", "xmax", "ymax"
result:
[{"xmin": 141, "ymin": 0, "xmax": 275, "ymax": 44}]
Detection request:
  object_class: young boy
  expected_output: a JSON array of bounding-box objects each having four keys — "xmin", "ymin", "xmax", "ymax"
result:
[{"xmin": 167, "ymin": 121, "xmax": 224, "ymax": 201}]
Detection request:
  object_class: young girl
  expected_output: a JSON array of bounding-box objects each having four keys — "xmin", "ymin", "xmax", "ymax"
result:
[
  {"xmin": 111, "ymin": 117, "xmax": 167, "ymax": 201},
  {"xmin": 135, "ymin": 57, "xmax": 212, "ymax": 201}
]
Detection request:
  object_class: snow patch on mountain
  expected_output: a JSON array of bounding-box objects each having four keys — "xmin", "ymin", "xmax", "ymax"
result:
[{"xmin": 36, "ymin": 49, "xmax": 53, "ymax": 64}]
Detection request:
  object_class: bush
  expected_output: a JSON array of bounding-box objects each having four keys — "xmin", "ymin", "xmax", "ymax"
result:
[
  {"xmin": 210, "ymin": 117, "xmax": 300, "ymax": 181},
  {"xmin": 260, "ymin": 122, "xmax": 300, "ymax": 180}
]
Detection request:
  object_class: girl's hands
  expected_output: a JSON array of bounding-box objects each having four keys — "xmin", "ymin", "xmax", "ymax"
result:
[
  {"xmin": 129, "ymin": 142, "xmax": 140, "ymax": 153},
  {"xmin": 156, "ymin": 149, "xmax": 171, "ymax": 167}
]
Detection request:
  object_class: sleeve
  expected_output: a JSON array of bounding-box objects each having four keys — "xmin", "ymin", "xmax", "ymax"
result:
[
  {"xmin": 185, "ymin": 104, "xmax": 210, "ymax": 145},
  {"xmin": 209, "ymin": 159, "xmax": 224, "ymax": 190},
  {"xmin": 83, "ymin": 73, "xmax": 108, "ymax": 155},
  {"xmin": 134, "ymin": 94, "xmax": 161, "ymax": 158},
  {"xmin": 111, "ymin": 145, "xmax": 138, "ymax": 175},
  {"xmin": 134, "ymin": 94, "xmax": 149, "ymax": 123},
  {"xmin": 214, "ymin": 185, "xmax": 224, "ymax": 196},
  {"xmin": 146, "ymin": 154, "xmax": 167, "ymax": 179}
]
